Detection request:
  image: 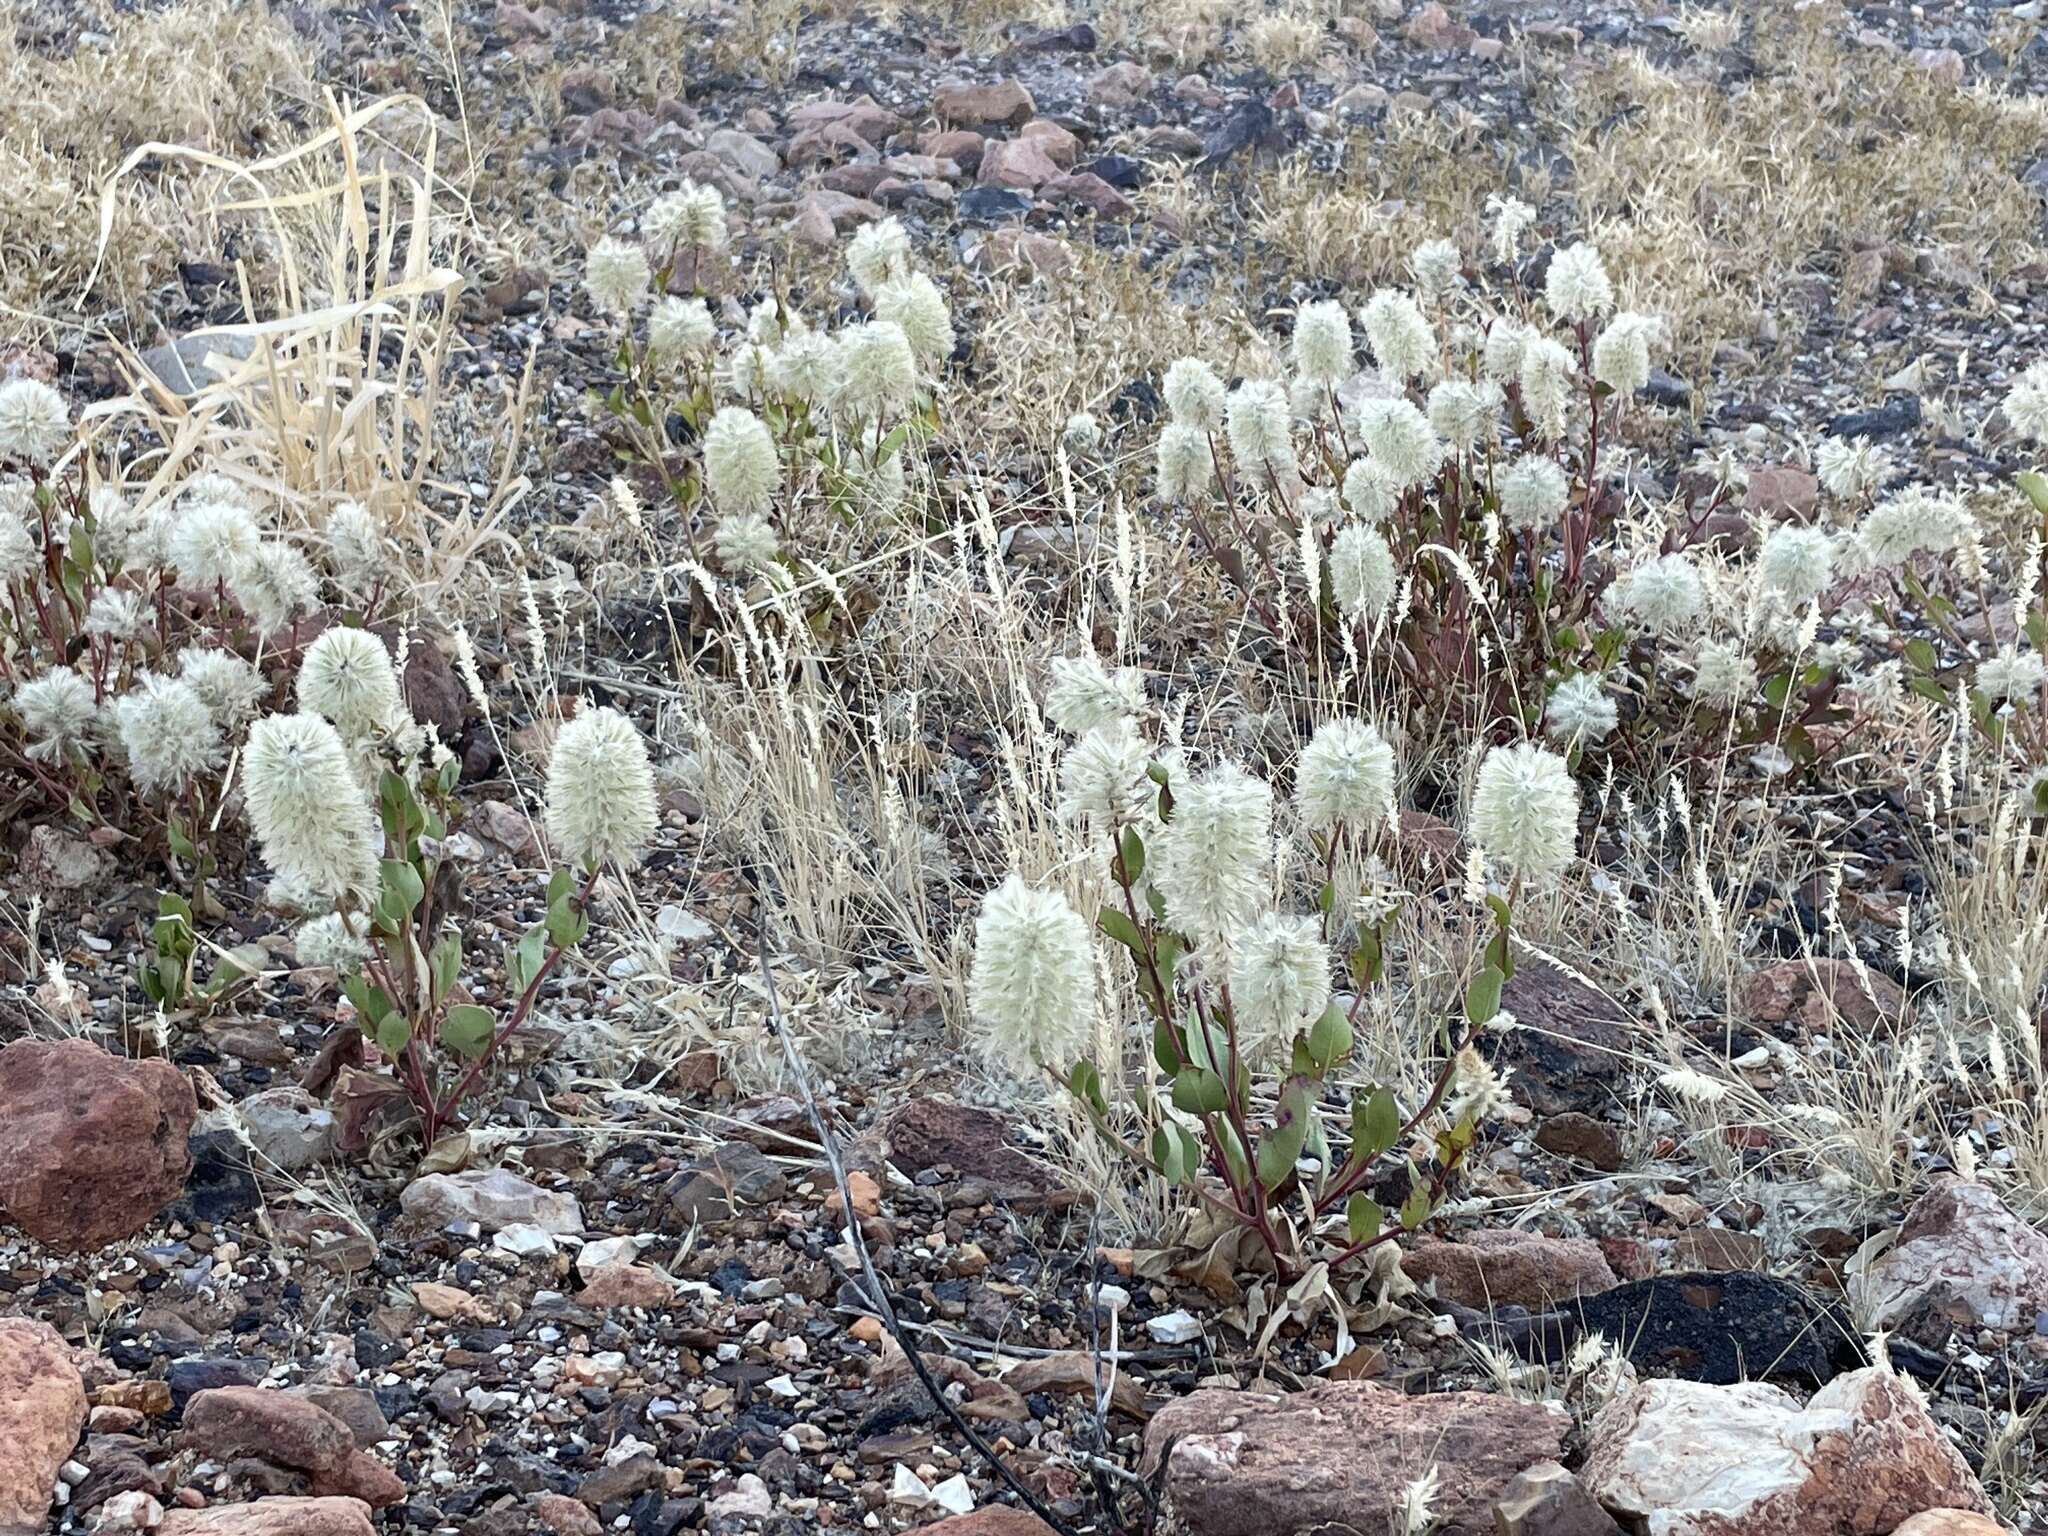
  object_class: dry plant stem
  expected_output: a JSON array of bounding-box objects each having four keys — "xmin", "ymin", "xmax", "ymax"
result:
[{"xmin": 751, "ymin": 924, "xmax": 1080, "ymax": 1536}]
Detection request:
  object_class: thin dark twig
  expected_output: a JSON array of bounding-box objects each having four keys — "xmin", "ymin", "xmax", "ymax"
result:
[
  {"xmin": 1084, "ymin": 1208, "xmax": 1131, "ymax": 1536},
  {"xmin": 750, "ymin": 921, "xmax": 1081, "ymax": 1536}
]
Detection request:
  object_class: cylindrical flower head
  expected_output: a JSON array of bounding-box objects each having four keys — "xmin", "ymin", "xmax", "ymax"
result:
[
  {"xmin": 243, "ymin": 712, "xmax": 381, "ymax": 901},
  {"xmin": 0, "ymin": 506, "xmax": 35, "ymax": 584},
  {"xmin": 85, "ymin": 587, "xmax": 148, "ymax": 641},
  {"xmin": 1152, "ymin": 763, "xmax": 1273, "ymax": 940},
  {"xmin": 644, "ymin": 181, "xmax": 727, "ymax": 253},
  {"xmin": 11, "ymin": 665, "xmax": 96, "ymax": 763},
  {"xmin": 649, "ymin": 296, "xmax": 717, "ymax": 363},
  {"xmin": 1857, "ymin": 486, "xmax": 1973, "ymax": 566},
  {"xmin": 325, "ymin": 501, "xmax": 385, "ymax": 589},
  {"xmin": 1063, "ymin": 411, "xmax": 1102, "ymax": 453},
  {"xmin": 1341, "ymin": 458, "xmax": 1400, "ymax": 522},
  {"xmin": 1486, "ymin": 195, "xmax": 1536, "ymax": 266},
  {"xmin": 1162, "ymin": 358, "xmax": 1226, "ymax": 432},
  {"xmin": 1291, "ymin": 300, "xmax": 1354, "ymax": 392},
  {"xmin": 1426, "ymin": 379, "xmax": 1503, "ymax": 455},
  {"xmin": 1156, "ymin": 422, "xmax": 1214, "ymax": 503},
  {"xmin": 584, "ymin": 236, "xmax": 652, "ymax": 313},
  {"xmin": 872, "ymin": 272, "xmax": 955, "ymax": 371},
  {"xmin": 295, "ymin": 911, "xmax": 370, "ymax": 972},
  {"xmin": 1225, "ymin": 379, "xmax": 1294, "ymax": 474},
  {"xmin": 170, "ymin": 500, "xmax": 262, "ymax": 588},
  {"xmin": 1058, "ymin": 718, "xmax": 1156, "ymax": 830},
  {"xmin": 1978, "ymin": 647, "xmax": 2046, "ymax": 705},
  {"xmin": 968, "ymin": 874, "xmax": 1097, "ymax": 1072},
  {"xmin": 179, "ymin": 647, "xmax": 268, "ymax": 728},
  {"xmin": 714, "ymin": 511, "xmax": 781, "ymax": 573},
  {"xmin": 1482, "ymin": 320, "xmax": 1528, "ymax": 383},
  {"xmin": 0, "ymin": 379, "xmax": 71, "ymax": 466},
  {"xmin": 1592, "ymin": 312, "xmax": 1661, "ymax": 396},
  {"xmin": 703, "ymin": 406, "xmax": 780, "ymax": 518},
  {"xmin": 1294, "ymin": 717, "xmax": 1396, "ymax": 833},
  {"xmin": 1543, "ymin": 242, "xmax": 1614, "ymax": 323},
  {"xmin": 2002, "ymin": 360, "xmax": 2048, "ymax": 445},
  {"xmin": 233, "ymin": 541, "xmax": 319, "ymax": 635},
  {"xmin": 847, "ymin": 217, "xmax": 913, "ymax": 297},
  {"xmin": 1354, "ymin": 397, "xmax": 1443, "ymax": 490},
  {"xmin": 1471, "ymin": 741, "xmax": 1579, "ymax": 883},
  {"xmin": 545, "ymin": 704, "xmax": 659, "ymax": 869},
  {"xmin": 834, "ymin": 321, "xmax": 919, "ymax": 423},
  {"xmin": 1757, "ymin": 524, "xmax": 1836, "ymax": 605},
  {"xmin": 299, "ymin": 626, "xmax": 404, "ymax": 740},
  {"xmin": 1518, "ymin": 336, "xmax": 1579, "ymax": 439},
  {"xmin": 1330, "ymin": 522, "xmax": 1396, "ymax": 624},
  {"xmin": 1226, "ymin": 912, "xmax": 1331, "ymax": 1053},
  {"xmin": 1047, "ymin": 654, "xmax": 1144, "ymax": 734},
  {"xmin": 1611, "ymin": 553, "xmax": 1707, "ymax": 637},
  {"xmin": 115, "ymin": 673, "xmax": 222, "ymax": 796},
  {"xmin": 1410, "ymin": 238, "xmax": 1463, "ymax": 300},
  {"xmin": 1815, "ymin": 436, "xmax": 1891, "ymax": 500},
  {"xmin": 1543, "ymin": 672, "xmax": 1619, "ymax": 745},
  {"xmin": 1498, "ymin": 455, "xmax": 1571, "ymax": 531},
  {"xmin": 768, "ymin": 330, "xmax": 843, "ymax": 403},
  {"xmin": 1358, "ymin": 289, "xmax": 1436, "ymax": 381},
  {"xmin": 1691, "ymin": 639, "xmax": 1758, "ymax": 708}
]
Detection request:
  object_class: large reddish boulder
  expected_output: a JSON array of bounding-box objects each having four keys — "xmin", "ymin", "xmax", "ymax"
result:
[
  {"xmin": 1142, "ymin": 1382, "xmax": 1567, "ymax": 1536},
  {"xmin": 0, "ymin": 1318, "xmax": 87, "ymax": 1533},
  {"xmin": 0, "ymin": 1037, "xmax": 195, "ymax": 1252}
]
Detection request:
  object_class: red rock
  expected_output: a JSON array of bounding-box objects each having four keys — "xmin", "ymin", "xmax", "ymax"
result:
[
  {"xmin": 1405, "ymin": 2, "xmax": 1477, "ymax": 49},
  {"xmin": 1740, "ymin": 959, "xmax": 1907, "ymax": 1034},
  {"xmin": 1487, "ymin": 959, "xmax": 1631, "ymax": 1117},
  {"xmin": 1143, "ymin": 1382, "xmax": 1567, "ymax": 1536},
  {"xmin": 181, "ymin": 1388, "xmax": 356, "ymax": 1475},
  {"xmin": 785, "ymin": 96, "xmax": 899, "ymax": 142},
  {"xmin": 1040, "ymin": 172, "xmax": 1134, "ymax": 219},
  {"xmin": 0, "ymin": 1038, "xmax": 195, "ymax": 1252},
  {"xmin": 1867, "ymin": 1177, "xmax": 2048, "ymax": 1334},
  {"xmin": 157, "ymin": 1497, "xmax": 376, "ymax": 1535},
  {"xmin": 578, "ymin": 1262, "xmax": 678, "ymax": 1309},
  {"xmin": 1017, "ymin": 118, "xmax": 1079, "ymax": 168},
  {"xmin": 1088, "ymin": 61, "xmax": 1151, "ymax": 109},
  {"xmin": 0, "ymin": 1318, "xmax": 87, "ymax": 1532},
  {"xmin": 921, "ymin": 129, "xmax": 986, "ymax": 168},
  {"xmin": 1585, "ymin": 1368, "xmax": 1989, "ymax": 1536},
  {"xmin": 1533, "ymin": 1111, "xmax": 1625, "ymax": 1171},
  {"xmin": 978, "ymin": 136, "xmax": 1064, "ymax": 190},
  {"xmin": 1401, "ymin": 1229, "xmax": 1617, "ymax": 1309},
  {"xmin": 533, "ymin": 1491, "xmax": 604, "ymax": 1534},
  {"xmin": 885, "ymin": 1098, "xmax": 1058, "ymax": 1194},
  {"xmin": 1745, "ymin": 464, "xmax": 1820, "ymax": 521},
  {"xmin": 969, "ymin": 230, "xmax": 1073, "ymax": 277},
  {"xmin": 933, "ymin": 79, "xmax": 1035, "ymax": 128},
  {"xmin": 1495, "ymin": 1460, "xmax": 1622, "ymax": 1536},
  {"xmin": 312, "ymin": 1451, "xmax": 404, "ymax": 1509},
  {"xmin": 1672, "ymin": 1226, "xmax": 1764, "ymax": 1272},
  {"xmin": 1890, "ymin": 1513, "xmax": 2010, "ymax": 1536}
]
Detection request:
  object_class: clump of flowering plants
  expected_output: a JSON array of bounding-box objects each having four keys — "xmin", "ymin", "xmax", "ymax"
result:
[
  {"xmin": 579, "ymin": 190, "xmax": 949, "ymax": 650},
  {"xmin": 970, "ymin": 661, "xmax": 1577, "ymax": 1282},
  {"xmin": 1143, "ymin": 209, "xmax": 2048, "ymax": 785}
]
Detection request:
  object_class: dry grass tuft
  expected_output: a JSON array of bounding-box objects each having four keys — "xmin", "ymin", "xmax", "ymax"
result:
[
  {"xmin": 1551, "ymin": 7, "xmax": 2048, "ymax": 381},
  {"xmin": 0, "ymin": 0, "xmax": 310, "ymax": 332}
]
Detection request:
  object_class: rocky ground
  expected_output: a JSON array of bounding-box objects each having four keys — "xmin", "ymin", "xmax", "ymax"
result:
[{"xmin": 7, "ymin": 0, "xmax": 2048, "ymax": 1533}]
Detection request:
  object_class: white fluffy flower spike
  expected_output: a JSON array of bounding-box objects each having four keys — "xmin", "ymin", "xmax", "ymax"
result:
[
  {"xmin": 968, "ymin": 874, "xmax": 1097, "ymax": 1071},
  {"xmin": 545, "ymin": 705, "xmax": 659, "ymax": 869},
  {"xmin": 1470, "ymin": 742, "xmax": 1579, "ymax": 883}
]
